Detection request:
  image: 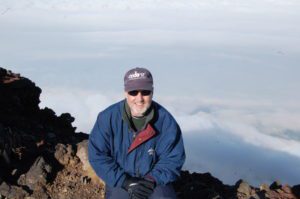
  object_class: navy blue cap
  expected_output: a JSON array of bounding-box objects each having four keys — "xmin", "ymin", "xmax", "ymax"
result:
[{"xmin": 124, "ymin": 67, "xmax": 153, "ymax": 92}]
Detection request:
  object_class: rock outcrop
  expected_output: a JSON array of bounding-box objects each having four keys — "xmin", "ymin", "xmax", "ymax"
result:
[
  {"xmin": 0, "ymin": 67, "xmax": 299, "ymax": 199},
  {"xmin": 0, "ymin": 67, "xmax": 101, "ymax": 199}
]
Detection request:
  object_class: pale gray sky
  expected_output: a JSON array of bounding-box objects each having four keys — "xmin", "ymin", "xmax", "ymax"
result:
[{"xmin": 1, "ymin": 0, "xmax": 300, "ymax": 99}]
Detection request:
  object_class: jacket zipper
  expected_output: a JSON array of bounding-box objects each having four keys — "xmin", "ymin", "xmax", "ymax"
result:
[
  {"xmin": 136, "ymin": 149, "xmax": 141, "ymax": 177},
  {"xmin": 133, "ymin": 131, "xmax": 136, "ymax": 139},
  {"xmin": 133, "ymin": 131, "xmax": 140, "ymax": 177}
]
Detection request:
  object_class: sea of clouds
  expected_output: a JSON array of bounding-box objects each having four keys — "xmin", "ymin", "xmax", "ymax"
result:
[{"xmin": 40, "ymin": 87, "xmax": 300, "ymax": 186}]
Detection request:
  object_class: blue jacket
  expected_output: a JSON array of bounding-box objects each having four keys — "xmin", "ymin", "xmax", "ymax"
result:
[{"xmin": 88, "ymin": 100, "xmax": 185, "ymax": 187}]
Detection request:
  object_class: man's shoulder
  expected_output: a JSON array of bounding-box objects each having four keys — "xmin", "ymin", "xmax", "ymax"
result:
[
  {"xmin": 153, "ymin": 101, "xmax": 175, "ymax": 119},
  {"xmin": 152, "ymin": 101, "xmax": 180, "ymax": 132},
  {"xmin": 99, "ymin": 100, "xmax": 124, "ymax": 117}
]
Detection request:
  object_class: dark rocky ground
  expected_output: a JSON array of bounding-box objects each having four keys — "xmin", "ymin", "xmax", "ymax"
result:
[{"xmin": 0, "ymin": 67, "xmax": 299, "ymax": 199}]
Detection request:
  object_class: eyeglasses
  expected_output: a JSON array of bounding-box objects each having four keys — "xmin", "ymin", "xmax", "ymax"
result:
[{"xmin": 128, "ymin": 90, "xmax": 152, "ymax": 96}]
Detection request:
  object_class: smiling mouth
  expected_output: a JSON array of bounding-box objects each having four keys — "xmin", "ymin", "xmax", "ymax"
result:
[{"xmin": 135, "ymin": 105, "xmax": 145, "ymax": 109}]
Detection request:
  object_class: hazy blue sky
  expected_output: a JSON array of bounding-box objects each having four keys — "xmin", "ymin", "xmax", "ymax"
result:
[{"xmin": 1, "ymin": 0, "xmax": 300, "ymax": 186}]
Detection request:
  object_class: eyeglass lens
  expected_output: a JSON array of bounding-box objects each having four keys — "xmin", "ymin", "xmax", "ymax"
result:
[{"xmin": 128, "ymin": 90, "xmax": 152, "ymax": 96}]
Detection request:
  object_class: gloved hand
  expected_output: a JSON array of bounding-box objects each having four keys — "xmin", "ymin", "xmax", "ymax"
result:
[{"xmin": 122, "ymin": 176, "xmax": 156, "ymax": 199}]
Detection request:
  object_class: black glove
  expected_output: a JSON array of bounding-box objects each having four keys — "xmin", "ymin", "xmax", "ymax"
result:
[{"xmin": 122, "ymin": 176, "xmax": 156, "ymax": 199}]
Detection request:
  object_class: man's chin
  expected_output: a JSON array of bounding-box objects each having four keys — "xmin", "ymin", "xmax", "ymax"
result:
[{"xmin": 132, "ymin": 109, "xmax": 146, "ymax": 117}]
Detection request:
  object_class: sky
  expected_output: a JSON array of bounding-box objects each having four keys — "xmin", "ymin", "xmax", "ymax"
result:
[{"xmin": 1, "ymin": 0, "xmax": 300, "ymax": 186}]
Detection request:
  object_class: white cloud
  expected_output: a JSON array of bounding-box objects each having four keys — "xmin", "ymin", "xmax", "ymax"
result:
[
  {"xmin": 39, "ymin": 87, "xmax": 122, "ymax": 133},
  {"xmin": 176, "ymin": 112, "xmax": 217, "ymax": 132},
  {"xmin": 39, "ymin": 87, "xmax": 300, "ymax": 159},
  {"xmin": 157, "ymin": 96, "xmax": 300, "ymax": 158}
]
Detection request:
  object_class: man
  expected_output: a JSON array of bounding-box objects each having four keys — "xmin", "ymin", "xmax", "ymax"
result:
[{"xmin": 88, "ymin": 67, "xmax": 185, "ymax": 199}]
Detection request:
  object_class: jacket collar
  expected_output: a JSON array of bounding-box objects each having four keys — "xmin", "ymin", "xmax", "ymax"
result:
[{"xmin": 127, "ymin": 123, "xmax": 157, "ymax": 154}]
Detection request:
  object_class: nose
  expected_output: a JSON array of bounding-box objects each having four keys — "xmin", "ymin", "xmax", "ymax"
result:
[{"xmin": 135, "ymin": 92, "xmax": 144, "ymax": 101}]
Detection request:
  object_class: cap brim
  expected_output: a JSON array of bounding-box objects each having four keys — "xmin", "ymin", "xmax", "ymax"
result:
[{"xmin": 125, "ymin": 85, "xmax": 153, "ymax": 92}]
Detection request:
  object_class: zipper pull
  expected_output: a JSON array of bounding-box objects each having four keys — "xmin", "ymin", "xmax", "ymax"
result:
[{"xmin": 133, "ymin": 132, "xmax": 136, "ymax": 138}]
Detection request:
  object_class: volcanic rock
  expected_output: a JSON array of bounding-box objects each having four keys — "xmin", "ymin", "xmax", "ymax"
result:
[
  {"xmin": 18, "ymin": 156, "xmax": 52, "ymax": 191},
  {"xmin": 76, "ymin": 140, "xmax": 89, "ymax": 171},
  {"xmin": 54, "ymin": 143, "xmax": 79, "ymax": 166},
  {"xmin": 0, "ymin": 181, "xmax": 30, "ymax": 199}
]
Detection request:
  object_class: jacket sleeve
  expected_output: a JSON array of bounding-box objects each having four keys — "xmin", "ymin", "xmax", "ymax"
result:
[
  {"xmin": 88, "ymin": 113, "xmax": 126, "ymax": 187},
  {"xmin": 148, "ymin": 116, "xmax": 186, "ymax": 185}
]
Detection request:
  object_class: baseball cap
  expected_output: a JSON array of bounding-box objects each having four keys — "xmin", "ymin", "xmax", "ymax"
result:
[{"xmin": 124, "ymin": 67, "xmax": 153, "ymax": 92}]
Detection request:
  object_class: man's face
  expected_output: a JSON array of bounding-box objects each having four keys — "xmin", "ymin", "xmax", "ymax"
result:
[{"xmin": 125, "ymin": 90, "xmax": 153, "ymax": 117}]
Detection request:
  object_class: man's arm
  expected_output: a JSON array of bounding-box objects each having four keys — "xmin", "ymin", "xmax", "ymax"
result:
[
  {"xmin": 147, "ymin": 117, "xmax": 186, "ymax": 185},
  {"xmin": 88, "ymin": 113, "xmax": 126, "ymax": 187}
]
